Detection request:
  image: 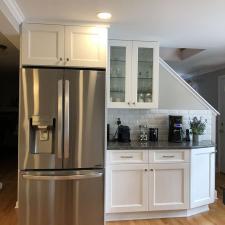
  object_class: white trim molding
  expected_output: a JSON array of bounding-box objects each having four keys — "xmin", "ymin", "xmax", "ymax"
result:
[
  {"xmin": 160, "ymin": 58, "xmax": 220, "ymax": 116},
  {"xmin": 0, "ymin": 0, "xmax": 24, "ymax": 32},
  {"xmin": 105, "ymin": 205, "xmax": 209, "ymax": 221}
]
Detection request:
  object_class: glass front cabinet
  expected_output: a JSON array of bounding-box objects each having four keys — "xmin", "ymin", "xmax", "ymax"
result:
[{"xmin": 107, "ymin": 40, "xmax": 159, "ymax": 108}]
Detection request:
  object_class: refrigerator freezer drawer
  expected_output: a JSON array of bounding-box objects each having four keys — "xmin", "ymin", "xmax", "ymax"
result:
[{"xmin": 19, "ymin": 170, "xmax": 104, "ymax": 225}]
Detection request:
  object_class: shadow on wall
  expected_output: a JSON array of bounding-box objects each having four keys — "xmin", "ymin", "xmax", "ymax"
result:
[{"xmin": 184, "ymin": 70, "xmax": 223, "ymax": 111}]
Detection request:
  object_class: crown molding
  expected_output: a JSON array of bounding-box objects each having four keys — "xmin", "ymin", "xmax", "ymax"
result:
[{"xmin": 0, "ymin": 0, "xmax": 24, "ymax": 32}]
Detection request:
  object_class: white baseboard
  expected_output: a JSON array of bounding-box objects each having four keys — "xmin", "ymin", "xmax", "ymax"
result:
[
  {"xmin": 215, "ymin": 190, "xmax": 218, "ymax": 200},
  {"xmin": 105, "ymin": 205, "xmax": 209, "ymax": 221},
  {"xmin": 15, "ymin": 201, "xmax": 19, "ymax": 209}
]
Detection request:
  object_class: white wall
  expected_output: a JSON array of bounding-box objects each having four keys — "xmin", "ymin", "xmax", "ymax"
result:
[{"xmin": 159, "ymin": 65, "xmax": 209, "ymax": 110}]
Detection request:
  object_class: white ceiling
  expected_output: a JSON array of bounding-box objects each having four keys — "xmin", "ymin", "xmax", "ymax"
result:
[{"xmin": 13, "ymin": 0, "xmax": 225, "ymax": 76}]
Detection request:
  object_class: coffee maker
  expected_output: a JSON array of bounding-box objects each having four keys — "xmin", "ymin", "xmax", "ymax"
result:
[{"xmin": 168, "ymin": 115, "xmax": 183, "ymax": 143}]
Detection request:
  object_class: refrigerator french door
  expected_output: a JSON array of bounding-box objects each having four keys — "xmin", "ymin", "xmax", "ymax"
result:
[{"xmin": 18, "ymin": 68, "xmax": 105, "ymax": 225}]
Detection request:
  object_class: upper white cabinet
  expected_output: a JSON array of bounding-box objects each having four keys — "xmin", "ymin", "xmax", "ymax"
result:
[
  {"xmin": 107, "ymin": 39, "xmax": 159, "ymax": 109},
  {"xmin": 190, "ymin": 147, "xmax": 215, "ymax": 208},
  {"xmin": 22, "ymin": 23, "xmax": 107, "ymax": 68},
  {"xmin": 22, "ymin": 24, "xmax": 65, "ymax": 66},
  {"xmin": 65, "ymin": 26, "xmax": 107, "ymax": 68}
]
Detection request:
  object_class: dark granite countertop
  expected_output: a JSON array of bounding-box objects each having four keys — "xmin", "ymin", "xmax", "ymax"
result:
[{"xmin": 107, "ymin": 140, "xmax": 215, "ymax": 150}]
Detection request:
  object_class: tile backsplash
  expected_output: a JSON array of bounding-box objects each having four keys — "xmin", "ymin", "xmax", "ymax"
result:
[{"xmin": 107, "ymin": 109, "xmax": 212, "ymax": 141}]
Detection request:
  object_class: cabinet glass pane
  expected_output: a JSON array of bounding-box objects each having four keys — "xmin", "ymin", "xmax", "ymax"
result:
[
  {"xmin": 137, "ymin": 48, "xmax": 153, "ymax": 103},
  {"xmin": 110, "ymin": 46, "xmax": 126, "ymax": 103}
]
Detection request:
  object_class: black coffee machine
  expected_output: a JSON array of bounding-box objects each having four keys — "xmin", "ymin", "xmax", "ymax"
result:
[{"xmin": 168, "ymin": 115, "xmax": 183, "ymax": 143}]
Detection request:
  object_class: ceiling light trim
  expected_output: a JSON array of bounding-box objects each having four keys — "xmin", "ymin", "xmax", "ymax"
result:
[{"xmin": 97, "ymin": 12, "xmax": 112, "ymax": 20}]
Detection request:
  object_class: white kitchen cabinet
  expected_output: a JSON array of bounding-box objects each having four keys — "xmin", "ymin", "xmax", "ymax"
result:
[
  {"xmin": 106, "ymin": 164, "xmax": 148, "ymax": 213},
  {"xmin": 22, "ymin": 23, "xmax": 107, "ymax": 68},
  {"xmin": 132, "ymin": 41, "xmax": 159, "ymax": 108},
  {"xmin": 107, "ymin": 40, "xmax": 159, "ymax": 109},
  {"xmin": 106, "ymin": 147, "xmax": 215, "ymax": 220},
  {"xmin": 22, "ymin": 24, "xmax": 65, "ymax": 66},
  {"xmin": 149, "ymin": 163, "xmax": 189, "ymax": 211},
  {"xmin": 190, "ymin": 147, "xmax": 215, "ymax": 208},
  {"xmin": 65, "ymin": 26, "xmax": 107, "ymax": 68},
  {"xmin": 107, "ymin": 40, "xmax": 132, "ymax": 108}
]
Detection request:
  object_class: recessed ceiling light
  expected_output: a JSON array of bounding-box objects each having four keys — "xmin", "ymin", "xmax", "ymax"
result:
[{"xmin": 97, "ymin": 12, "xmax": 112, "ymax": 20}]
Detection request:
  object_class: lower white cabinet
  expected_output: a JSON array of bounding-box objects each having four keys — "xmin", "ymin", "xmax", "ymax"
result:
[
  {"xmin": 149, "ymin": 163, "xmax": 189, "ymax": 211},
  {"xmin": 106, "ymin": 148, "xmax": 215, "ymax": 216},
  {"xmin": 106, "ymin": 164, "xmax": 148, "ymax": 213},
  {"xmin": 190, "ymin": 147, "xmax": 215, "ymax": 208}
]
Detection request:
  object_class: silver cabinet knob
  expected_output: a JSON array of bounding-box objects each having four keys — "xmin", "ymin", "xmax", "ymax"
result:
[
  {"xmin": 150, "ymin": 169, "xmax": 153, "ymax": 172},
  {"xmin": 66, "ymin": 58, "xmax": 70, "ymax": 62},
  {"xmin": 128, "ymin": 102, "xmax": 130, "ymax": 105},
  {"xmin": 144, "ymin": 169, "xmax": 148, "ymax": 172},
  {"xmin": 132, "ymin": 102, "xmax": 135, "ymax": 105},
  {"xmin": 59, "ymin": 57, "xmax": 63, "ymax": 61}
]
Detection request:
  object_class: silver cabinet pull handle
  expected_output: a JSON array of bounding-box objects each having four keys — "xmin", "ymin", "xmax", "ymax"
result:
[
  {"xmin": 64, "ymin": 80, "xmax": 70, "ymax": 159},
  {"xmin": 120, "ymin": 156, "xmax": 133, "ymax": 159},
  {"xmin": 22, "ymin": 173, "xmax": 103, "ymax": 181},
  {"xmin": 57, "ymin": 80, "xmax": 63, "ymax": 159},
  {"xmin": 66, "ymin": 58, "xmax": 70, "ymax": 61},
  {"xmin": 162, "ymin": 155, "xmax": 175, "ymax": 158}
]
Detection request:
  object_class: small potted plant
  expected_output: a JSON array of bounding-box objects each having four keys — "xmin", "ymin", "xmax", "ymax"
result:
[{"xmin": 189, "ymin": 117, "xmax": 207, "ymax": 142}]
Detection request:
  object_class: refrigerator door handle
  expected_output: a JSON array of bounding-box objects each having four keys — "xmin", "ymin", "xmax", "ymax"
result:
[
  {"xmin": 22, "ymin": 172, "xmax": 103, "ymax": 181},
  {"xmin": 64, "ymin": 80, "xmax": 70, "ymax": 159},
  {"xmin": 58, "ymin": 80, "xmax": 63, "ymax": 159}
]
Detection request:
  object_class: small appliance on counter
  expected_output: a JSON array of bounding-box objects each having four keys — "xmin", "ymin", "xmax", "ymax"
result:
[
  {"xmin": 107, "ymin": 124, "xmax": 110, "ymax": 142},
  {"xmin": 118, "ymin": 125, "xmax": 131, "ymax": 142},
  {"xmin": 168, "ymin": 115, "xmax": 183, "ymax": 143},
  {"xmin": 139, "ymin": 125, "xmax": 148, "ymax": 142},
  {"xmin": 185, "ymin": 129, "xmax": 190, "ymax": 142},
  {"xmin": 149, "ymin": 128, "xmax": 158, "ymax": 142}
]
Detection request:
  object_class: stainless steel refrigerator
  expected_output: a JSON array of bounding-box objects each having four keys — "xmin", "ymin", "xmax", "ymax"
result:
[{"xmin": 18, "ymin": 68, "xmax": 105, "ymax": 225}]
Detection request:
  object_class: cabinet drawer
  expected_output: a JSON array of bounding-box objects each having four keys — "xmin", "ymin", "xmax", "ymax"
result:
[
  {"xmin": 107, "ymin": 150, "xmax": 148, "ymax": 164},
  {"xmin": 149, "ymin": 150, "xmax": 190, "ymax": 163}
]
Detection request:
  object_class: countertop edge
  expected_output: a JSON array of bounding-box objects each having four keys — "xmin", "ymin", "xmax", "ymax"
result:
[{"xmin": 107, "ymin": 141, "xmax": 215, "ymax": 150}]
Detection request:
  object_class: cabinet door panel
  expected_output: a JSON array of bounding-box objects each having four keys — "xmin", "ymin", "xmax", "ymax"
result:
[
  {"xmin": 65, "ymin": 26, "xmax": 107, "ymax": 68},
  {"xmin": 106, "ymin": 164, "xmax": 148, "ymax": 213},
  {"xmin": 22, "ymin": 24, "xmax": 64, "ymax": 66},
  {"xmin": 107, "ymin": 40, "xmax": 132, "ymax": 108},
  {"xmin": 191, "ymin": 148, "xmax": 215, "ymax": 208},
  {"xmin": 149, "ymin": 163, "xmax": 189, "ymax": 211},
  {"xmin": 132, "ymin": 41, "xmax": 159, "ymax": 108}
]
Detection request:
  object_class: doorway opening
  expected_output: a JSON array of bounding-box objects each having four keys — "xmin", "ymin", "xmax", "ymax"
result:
[{"xmin": 0, "ymin": 32, "xmax": 19, "ymax": 214}]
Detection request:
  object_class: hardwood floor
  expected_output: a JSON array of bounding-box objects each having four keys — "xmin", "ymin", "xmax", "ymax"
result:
[
  {"xmin": 0, "ymin": 154, "xmax": 18, "ymax": 225},
  {"xmin": 0, "ymin": 160, "xmax": 225, "ymax": 225}
]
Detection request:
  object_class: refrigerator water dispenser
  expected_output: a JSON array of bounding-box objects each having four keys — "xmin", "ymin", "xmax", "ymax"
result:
[{"xmin": 30, "ymin": 115, "xmax": 55, "ymax": 154}]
